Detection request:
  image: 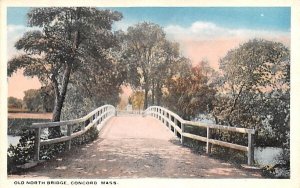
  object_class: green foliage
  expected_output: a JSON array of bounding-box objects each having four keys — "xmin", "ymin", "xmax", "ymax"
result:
[
  {"xmin": 71, "ymin": 126, "xmax": 99, "ymax": 145},
  {"xmin": 213, "ymin": 39, "xmax": 290, "ymax": 148},
  {"xmin": 129, "ymin": 91, "xmax": 145, "ymax": 111},
  {"xmin": 8, "ymin": 8, "xmax": 123, "ymax": 138},
  {"xmin": 210, "ymin": 39, "xmax": 290, "ymax": 177},
  {"xmin": 23, "ymin": 89, "xmax": 43, "ymax": 112},
  {"xmin": 22, "ymin": 86, "xmax": 54, "ymax": 112},
  {"xmin": 121, "ymin": 22, "xmax": 186, "ymax": 108},
  {"xmin": 211, "ymin": 146, "xmax": 247, "ymax": 165},
  {"xmin": 7, "ymin": 129, "xmax": 35, "ymax": 174},
  {"xmin": 261, "ymin": 165, "xmax": 277, "ymax": 178},
  {"xmin": 164, "ymin": 62, "xmax": 216, "ymax": 120},
  {"xmin": 8, "ymin": 97, "xmax": 23, "ymax": 109},
  {"xmin": 40, "ymin": 85, "xmax": 55, "ymax": 112},
  {"xmin": 7, "ymin": 125, "xmax": 99, "ymax": 174}
]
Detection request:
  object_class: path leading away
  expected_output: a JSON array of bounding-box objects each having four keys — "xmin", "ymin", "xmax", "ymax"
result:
[{"xmin": 10, "ymin": 116, "xmax": 261, "ymax": 178}]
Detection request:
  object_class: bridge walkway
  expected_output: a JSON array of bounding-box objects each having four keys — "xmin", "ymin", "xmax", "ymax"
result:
[{"xmin": 11, "ymin": 115, "xmax": 261, "ymax": 178}]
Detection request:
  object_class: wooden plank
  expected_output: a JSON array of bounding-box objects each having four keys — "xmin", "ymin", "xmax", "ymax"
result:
[
  {"xmin": 34, "ymin": 127, "xmax": 41, "ymax": 161},
  {"xmin": 206, "ymin": 127, "xmax": 212, "ymax": 154},
  {"xmin": 209, "ymin": 139, "xmax": 248, "ymax": 152},
  {"xmin": 182, "ymin": 133, "xmax": 207, "ymax": 142},
  {"xmin": 149, "ymin": 106, "xmax": 185, "ymax": 123},
  {"xmin": 181, "ymin": 123, "xmax": 185, "ymax": 144},
  {"xmin": 184, "ymin": 120, "xmax": 254, "ymax": 134},
  {"xmin": 40, "ymin": 111, "xmax": 114, "ymax": 146},
  {"xmin": 184, "ymin": 121, "xmax": 207, "ymax": 128},
  {"xmin": 31, "ymin": 105, "xmax": 115, "ymax": 129},
  {"xmin": 153, "ymin": 112, "xmax": 182, "ymax": 134},
  {"xmin": 210, "ymin": 124, "xmax": 254, "ymax": 134},
  {"xmin": 146, "ymin": 107, "xmax": 254, "ymax": 134},
  {"xmin": 247, "ymin": 133, "xmax": 255, "ymax": 165},
  {"xmin": 65, "ymin": 124, "xmax": 72, "ymax": 151}
]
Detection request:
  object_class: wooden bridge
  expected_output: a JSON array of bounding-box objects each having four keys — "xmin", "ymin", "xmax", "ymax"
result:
[{"xmin": 16, "ymin": 105, "xmax": 260, "ymax": 178}]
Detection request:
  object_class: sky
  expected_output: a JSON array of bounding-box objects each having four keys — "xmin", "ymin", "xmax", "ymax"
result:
[{"xmin": 7, "ymin": 7, "xmax": 290, "ymax": 99}]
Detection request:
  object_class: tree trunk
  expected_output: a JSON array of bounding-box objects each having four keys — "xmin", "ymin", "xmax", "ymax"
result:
[
  {"xmin": 144, "ymin": 87, "xmax": 148, "ymax": 110},
  {"xmin": 156, "ymin": 82, "xmax": 162, "ymax": 106},
  {"xmin": 49, "ymin": 64, "xmax": 72, "ymax": 138},
  {"xmin": 151, "ymin": 80, "xmax": 155, "ymax": 105}
]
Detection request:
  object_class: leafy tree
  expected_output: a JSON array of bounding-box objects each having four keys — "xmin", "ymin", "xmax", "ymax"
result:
[
  {"xmin": 121, "ymin": 22, "xmax": 189, "ymax": 109},
  {"xmin": 8, "ymin": 97, "xmax": 23, "ymax": 109},
  {"xmin": 40, "ymin": 85, "xmax": 55, "ymax": 112},
  {"xmin": 213, "ymin": 39, "xmax": 290, "ymax": 148},
  {"xmin": 8, "ymin": 8, "xmax": 122, "ymax": 137},
  {"xmin": 149, "ymin": 41, "xmax": 184, "ymax": 106},
  {"xmin": 122, "ymin": 22, "xmax": 166, "ymax": 109},
  {"xmin": 61, "ymin": 58, "xmax": 126, "ymax": 120},
  {"xmin": 23, "ymin": 89, "xmax": 42, "ymax": 112},
  {"xmin": 130, "ymin": 91, "xmax": 145, "ymax": 111},
  {"xmin": 164, "ymin": 62, "xmax": 216, "ymax": 120}
]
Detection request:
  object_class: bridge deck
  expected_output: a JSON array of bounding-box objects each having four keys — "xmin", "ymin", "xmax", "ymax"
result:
[{"xmin": 11, "ymin": 116, "xmax": 261, "ymax": 178}]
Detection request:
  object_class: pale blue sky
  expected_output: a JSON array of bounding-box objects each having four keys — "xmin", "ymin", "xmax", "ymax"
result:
[
  {"xmin": 7, "ymin": 7, "xmax": 290, "ymax": 31},
  {"xmin": 7, "ymin": 7, "xmax": 291, "ymax": 99}
]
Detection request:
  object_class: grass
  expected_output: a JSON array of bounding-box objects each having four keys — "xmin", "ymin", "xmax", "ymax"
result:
[
  {"xmin": 8, "ymin": 108, "xmax": 52, "ymax": 119},
  {"xmin": 8, "ymin": 108, "xmax": 29, "ymax": 113}
]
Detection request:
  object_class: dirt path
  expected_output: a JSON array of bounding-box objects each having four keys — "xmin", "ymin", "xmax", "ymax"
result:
[{"xmin": 9, "ymin": 116, "xmax": 261, "ymax": 178}]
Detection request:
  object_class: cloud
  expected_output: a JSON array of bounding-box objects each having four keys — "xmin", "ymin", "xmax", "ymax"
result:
[
  {"xmin": 164, "ymin": 21, "xmax": 290, "ymax": 69},
  {"xmin": 7, "ymin": 24, "xmax": 40, "ymax": 59},
  {"xmin": 165, "ymin": 21, "xmax": 289, "ymax": 42},
  {"xmin": 113, "ymin": 19, "xmax": 140, "ymax": 32}
]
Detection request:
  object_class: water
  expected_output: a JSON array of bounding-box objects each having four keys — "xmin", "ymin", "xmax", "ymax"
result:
[
  {"xmin": 194, "ymin": 117, "xmax": 284, "ymax": 167},
  {"xmin": 8, "ymin": 135, "xmax": 21, "ymax": 146},
  {"xmin": 254, "ymin": 147, "xmax": 283, "ymax": 166}
]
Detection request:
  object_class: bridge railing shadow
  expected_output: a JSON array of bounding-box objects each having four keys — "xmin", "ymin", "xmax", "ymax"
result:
[{"xmin": 144, "ymin": 106, "xmax": 256, "ymax": 166}]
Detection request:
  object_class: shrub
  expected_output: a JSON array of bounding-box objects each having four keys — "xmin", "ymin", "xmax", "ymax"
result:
[
  {"xmin": 7, "ymin": 125, "xmax": 99, "ymax": 174},
  {"xmin": 7, "ymin": 129, "xmax": 35, "ymax": 174}
]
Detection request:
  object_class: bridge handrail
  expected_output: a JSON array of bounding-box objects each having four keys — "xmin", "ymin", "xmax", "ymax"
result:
[
  {"xmin": 31, "ymin": 104, "xmax": 115, "ymax": 161},
  {"xmin": 144, "ymin": 106, "xmax": 255, "ymax": 165},
  {"xmin": 31, "ymin": 105, "xmax": 114, "ymax": 128}
]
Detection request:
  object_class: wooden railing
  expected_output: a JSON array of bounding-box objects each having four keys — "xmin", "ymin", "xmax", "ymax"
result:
[
  {"xmin": 144, "ymin": 106, "xmax": 256, "ymax": 165},
  {"xmin": 30, "ymin": 105, "xmax": 115, "ymax": 161}
]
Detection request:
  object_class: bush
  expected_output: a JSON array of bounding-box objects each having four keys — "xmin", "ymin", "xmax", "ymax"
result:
[
  {"xmin": 7, "ymin": 125, "xmax": 99, "ymax": 174},
  {"xmin": 7, "ymin": 129, "xmax": 35, "ymax": 174}
]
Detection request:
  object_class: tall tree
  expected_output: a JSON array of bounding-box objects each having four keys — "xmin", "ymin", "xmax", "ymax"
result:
[
  {"xmin": 164, "ymin": 62, "xmax": 216, "ymax": 120},
  {"xmin": 122, "ymin": 22, "xmax": 166, "ymax": 109},
  {"xmin": 150, "ymin": 41, "xmax": 182, "ymax": 106},
  {"xmin": 8, "ymin": 8, "xmax": 122, "ymax": 137},
  {"xmin": 23, "ymin": 89, "xmax": 43, "ymax": 112},
  {"xmin": 129, "ymin": 90, "xmax": 145, "ymax": 111},
  {"xmin": 8, "ymin": 97, "xmax": 23, "ymax": 109},
  {"xmin": 213, "ymin": 39, "xmax": 290, "ymax": 147}
]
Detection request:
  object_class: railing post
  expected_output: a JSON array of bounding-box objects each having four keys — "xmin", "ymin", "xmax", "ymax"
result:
[
  {"xmin": 247, "ymin": 132, "xmax": 255, "ymax": 165},
  {"xmin": 206, "ymin": 126, "xmax": 212, "ymax": 155},
  {"xmin": 66, "ymin": 124, "xmax": 72, "ymax": 151},
  {"xmin": 34, "ymin": 127, "xmax": 41, "ymax": 161},
  {"xmin": 181, "ymin": 123, "xmax": 185, "ymax": 144},
  {"xmin": 168, "ymin": 114, "xmax": 171, "ymax": 129},
  {"xmin": 174, "ymin": 119, "xmax": 178, "ymax": 136}
]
